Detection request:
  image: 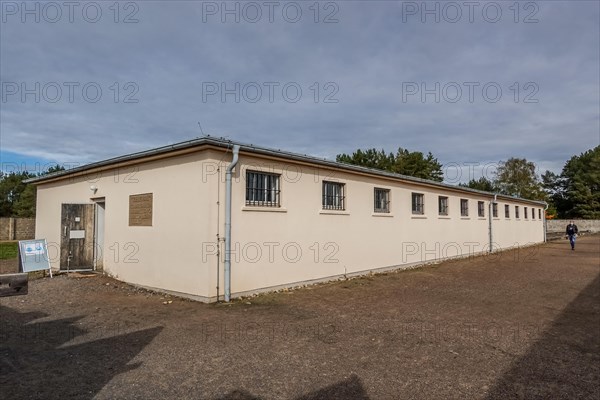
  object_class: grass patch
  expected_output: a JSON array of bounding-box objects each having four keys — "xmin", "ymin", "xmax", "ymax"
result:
[{"xmin": 0, "ymin": 242, "xmax": 19, "ymax": 260}]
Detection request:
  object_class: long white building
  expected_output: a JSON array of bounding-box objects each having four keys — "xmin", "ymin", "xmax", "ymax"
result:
[{"xmin": 29, "ymin": 137, "xmax": 546, "ymax": 302}]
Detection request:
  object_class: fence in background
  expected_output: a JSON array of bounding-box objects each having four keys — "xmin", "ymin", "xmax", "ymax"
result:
[
  {"xmin": 0, "ymin": 218, "xmax": 35, "ymax": 241},
  {"xmin": 546, "ymin": 219, "xmax": 600, "ymax": 239}
]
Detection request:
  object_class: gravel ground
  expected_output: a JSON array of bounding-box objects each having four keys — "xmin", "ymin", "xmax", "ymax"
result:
[{"xmin": 1, "ymin": 235, "xmax": 599, "ymax": 400}]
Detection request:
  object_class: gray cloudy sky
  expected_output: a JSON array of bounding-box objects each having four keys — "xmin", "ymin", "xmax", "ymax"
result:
[{"xmin": 1, "ymin": 0, "xmax": 598, "ymax": 183}]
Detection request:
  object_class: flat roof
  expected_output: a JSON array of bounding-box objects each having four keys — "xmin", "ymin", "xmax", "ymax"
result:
[{"xmin": 26, "ymin": 136, "xmax": 546, "ymax": 206}]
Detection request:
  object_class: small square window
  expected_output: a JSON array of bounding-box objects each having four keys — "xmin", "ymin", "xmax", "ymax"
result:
[
  {"xmin": 246, "ymin": 171, "xmax": 280, "ymax": 207},
  {"xmin": 460, "ymin": 199, "xmax": 469, "ymax": 217},
  {"xmin": 374, "ymin": 188, "xmax": 390, "ymax": 213},
  {"xmin": 412, "ymin": 193, "xmax": 424, "ymax": 215},
  {"xmin": 478, "ymin": 201, "xmax": 485, "ymax": 217},
  {"xmin": 438, "ymin": 196, "xmax": 448, "ymax": 216},
  {"xmin": 323, "ymin": 181, "xmax": 345, "ymax": 210}
]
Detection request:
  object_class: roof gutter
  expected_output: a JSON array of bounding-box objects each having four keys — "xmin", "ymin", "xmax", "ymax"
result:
[{"xmin": 224, "ymin": 145, "xmax": 240, "ymax": 302}]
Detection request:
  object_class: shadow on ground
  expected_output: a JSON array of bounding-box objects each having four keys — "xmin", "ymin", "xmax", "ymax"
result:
[
  {"xmin": 0, "ymin": 306, "xmax": 162, "ymax": 399},
  {"xmin": 214, "ymin": 375, "xmax": 369, "ymax": 400},
  {"xmin": 486, "ymin": 273, "xmax": 600, "ymax": 399}
]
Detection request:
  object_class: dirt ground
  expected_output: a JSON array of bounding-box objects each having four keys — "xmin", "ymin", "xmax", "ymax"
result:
[
  {"xmin": 1, "ymin": 236, "xmax": 598, "ymax": 400},
  {"xmin": 0, "ymin": 258, "xmax": 19, "ymax": 275}
]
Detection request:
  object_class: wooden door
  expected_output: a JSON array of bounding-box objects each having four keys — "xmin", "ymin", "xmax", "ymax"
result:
[{"xmin": 60, "ymin": 204, "xmax": 95, "ymax": 270}]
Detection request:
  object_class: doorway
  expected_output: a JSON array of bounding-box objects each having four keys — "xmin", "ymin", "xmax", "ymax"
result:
[
  {"xmin": 60, "ymin": 203, "xmax": 95, "ymax": 271},
  {"xmin": 94, "ymin": 200, "xmax": 106, "ymax": 271}
]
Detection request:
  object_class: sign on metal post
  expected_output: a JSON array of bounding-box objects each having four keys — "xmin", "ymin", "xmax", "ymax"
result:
[{"xmin": 18, "ymin": 239, "xmax": 52, "ymax": 277}]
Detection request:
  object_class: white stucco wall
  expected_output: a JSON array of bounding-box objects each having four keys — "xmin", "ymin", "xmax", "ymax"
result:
[
  {"xmin": 208, "ymin": 152, "xmax": 545, "ymax": 299},
  {"xmin": 35, "ymin": 151, "xmax": 214, "ymax": 299},
  {"xmin": 34, "ymin": 147, "xmax": 545, "ymax": 302}
]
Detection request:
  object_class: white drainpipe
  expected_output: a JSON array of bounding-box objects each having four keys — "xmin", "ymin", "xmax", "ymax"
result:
[
  {"xmin": 543, "ymin": 202, "xmax": 549, "ymax": 242},
  {"xmin": 224, "ymin": 145, "xmax": 240, "ymax": 302},
  {"xmin": 488, "ymin": 194, "xmax": 497, "ymax": 253}
]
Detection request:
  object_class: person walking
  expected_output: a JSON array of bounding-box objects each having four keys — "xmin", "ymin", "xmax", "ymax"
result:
[{"xmin": 566, "ymin": 221, "xmax": 579, "ymax": 250}]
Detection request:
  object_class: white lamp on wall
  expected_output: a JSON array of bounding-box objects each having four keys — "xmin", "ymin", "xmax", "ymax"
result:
[{"xmin": 90, "ymin": 185, "xmax": 98, "ymax": 194}]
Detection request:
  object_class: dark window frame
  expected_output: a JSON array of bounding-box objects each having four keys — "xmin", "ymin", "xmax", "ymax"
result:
[
  {"xmin": 245, "ymin": 171, "xmax": 281, "ymax": 207},
  {"xmin": 460, "ymin": 199, "xmax": 469, "ymax": 217},
  {"xmin": 374, "ymin": 188, "xmax": 391, "ymax": 213},
  {"xmin": 412, "ymin": 193, "xmax": 425, "ymax": 215},
  {"xmin": 322, "ymin": 181, "xmax": 345, "ymax": 210},
  {"xmin": 478, "ymin": 201, "xmax": 485, "ymax": 218},
  {"xmin": 438, "ymin": 196, "xmax": 449, "ymax": 216}
]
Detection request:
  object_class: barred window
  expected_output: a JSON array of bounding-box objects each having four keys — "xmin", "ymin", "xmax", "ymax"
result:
[
  {"xmin": 412, "ymin": 193, "xmax": 424, "ymax": 215},
  {"xmin": 460, "ymin": 199, "xmax": 469, "ymax": 217},
  {"xmin": 515, "ymin": 206, "xmax": 520, "ymax": 219},
  {"xmin": 323, "ymin": 181, "xmax": 345, "ymax": 210},
  {"xmin": 374, "ymin": 188, "xmax": 390, "ymax": 213},
  {"xmin": 538, "ymin": 209, "xmax": 542, "ymax": 219},
  {"xmin": 246, "ymin": 171, "xmax": 280, "ymax": 207},
  {"xmin": 438, "ymin": 196, "xmax": 448, "ymax": 216},
  {"xmin": 505, "ymin": 204, "xmax": 510, "ymax": 218},
  {"xmin": 492, "ymin": 203, "xmax": 498, "ymax": 218},
  {"xmin": 524, "ymin": 207, "xmax": 528, "ymax": 219},
  {"xmin": 478, "ymin": 201, "xmax": 485, "ymax": 217},
  {"xmin": 532, "ymin": 208, "xmax": 535, "ymax": 219}
]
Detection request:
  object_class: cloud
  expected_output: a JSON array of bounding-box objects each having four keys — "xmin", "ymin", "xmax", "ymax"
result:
[{"xmin": 1, "ymin": 1, "xmax": 598, "ymax": 176}]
